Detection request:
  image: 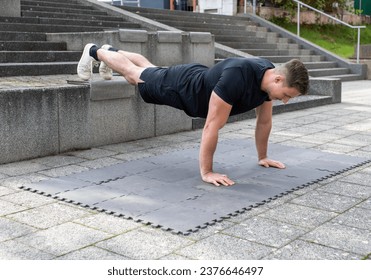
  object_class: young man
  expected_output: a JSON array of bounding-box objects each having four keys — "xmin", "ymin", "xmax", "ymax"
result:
[{"xmin": 77, "ymin": 43, "xmax": 309, "ymax": 187}]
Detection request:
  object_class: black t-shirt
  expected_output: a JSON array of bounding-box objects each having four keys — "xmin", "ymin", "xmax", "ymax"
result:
[
  {"xmin": 140, "ymin": 57, "xmax": 274, "ymax": 118},
  {"xmin": 204, "ymin": 57, "xmax": 273, "ymax": 116},
  {"xmin": 177, "ymin": 57, "xmax": 273, "ymax": 118}
]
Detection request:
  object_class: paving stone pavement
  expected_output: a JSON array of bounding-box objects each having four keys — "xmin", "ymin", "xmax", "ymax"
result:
[{"xmin": 0, "ymin": 80, "xmax": 370, "ymax": 260}]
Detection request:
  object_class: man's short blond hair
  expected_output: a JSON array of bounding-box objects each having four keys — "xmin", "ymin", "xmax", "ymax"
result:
[{"xmin": 276, "ymin": 59, "xmax": 309, "ymax": 95}]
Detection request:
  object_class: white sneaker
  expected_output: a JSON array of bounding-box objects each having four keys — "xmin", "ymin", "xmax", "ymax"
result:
[
  {"xmin": 99, "ymin": 44, "xmax": 113, "ymax": 80},
  {"xmin": 77, "ymin": 43, "xmax": 98, "ymax": 80}
]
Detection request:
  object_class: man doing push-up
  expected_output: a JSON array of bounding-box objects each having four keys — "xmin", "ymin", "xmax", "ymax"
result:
[{"xmin": 77, "ymin": 43, "xmax": 309, "ymax": 187}]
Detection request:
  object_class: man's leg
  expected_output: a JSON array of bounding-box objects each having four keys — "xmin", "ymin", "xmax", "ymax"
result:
[
  {"xmin": 77, "ymin": 44, "xmax": 155, "ymax": 84},
  {"xmin": 96, "ymin": 48, "xmax": 146, "ymax": 85},
  {"xmin": 99, "ymin": 46, "xmax": 155, "ymax": 80},
  {"xmin": 117, "ymin": 50, "xmax": 155, "ymax": 68}
]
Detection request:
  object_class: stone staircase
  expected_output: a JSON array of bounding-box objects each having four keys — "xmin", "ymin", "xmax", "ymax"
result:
[
  {"xmin": 0, "ymin": 0, "xmax": 142, "ymax": 77},
  {"xmin": 121, "ymin": 5, "xmax": 364, "ymax": 81}
]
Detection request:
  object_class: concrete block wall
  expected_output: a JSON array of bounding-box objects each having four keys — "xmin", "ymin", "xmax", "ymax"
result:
[
  {"xmin": 0, "ymin": 30, "xmax": 214, "ymax": 164},
  {"xmin": 308, "ymin": 78, "xmax": 342, "ymax": 104},
  {"xmin": 3, "ymin": 0, "xmax": 21, "ymax": 17},
  {"xmin": 0, "ymin": 86, "xmax": 90, "ymax": 164}
]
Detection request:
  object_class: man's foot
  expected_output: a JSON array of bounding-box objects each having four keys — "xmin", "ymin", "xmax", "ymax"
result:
[
  {"xmin": 77, "ymin": 43, "xmax": 98, "ymax": 80},
  {"xmin": 99, "ymin": 44, "xmax": 113, "ymax": 80}
]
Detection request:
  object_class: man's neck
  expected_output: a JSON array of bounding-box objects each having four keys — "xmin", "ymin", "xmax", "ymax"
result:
[{"xmin": 261, "ymin": 69, "xmax": 274, "ymax": 92}]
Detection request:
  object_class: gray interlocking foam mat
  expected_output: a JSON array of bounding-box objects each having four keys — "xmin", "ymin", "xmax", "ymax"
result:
[{"xmin": 21, "ymin": 139, "xmax": 370, "ymax": 235}]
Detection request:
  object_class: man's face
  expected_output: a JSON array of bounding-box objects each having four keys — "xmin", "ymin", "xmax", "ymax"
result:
[{"xmin": 266, "ymin": 76, "xmax": 300, "ymax": 104}]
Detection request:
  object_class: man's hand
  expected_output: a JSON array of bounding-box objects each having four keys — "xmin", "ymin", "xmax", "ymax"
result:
[
  {"xmin": 202, "ymin": 172, "xmax": 235, "ymax": 187},
  {"xmin": 258, "ymin": 158, "xmax": 286, "ymax": 169}
]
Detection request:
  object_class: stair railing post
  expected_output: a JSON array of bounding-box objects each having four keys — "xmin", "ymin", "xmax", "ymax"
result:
[
  {"xmin": 253, "ymin": 0, "xmax": 256, "ymax": 15},
  {"xmin": 244, "ymin": 0, "xmax": 247, "ymax": 14},
  {"xmin": 357, "ymin": 27, "xmax": 361, "ymax": 64},
  {"xmin": 297, "ymin": 2, "xmax": 300, "ymax": 37}
]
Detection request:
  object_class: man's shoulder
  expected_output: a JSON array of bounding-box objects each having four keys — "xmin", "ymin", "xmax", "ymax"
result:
[{"xmin": 222, "ymin": 57, "xmax": 273, "ymax": 68}]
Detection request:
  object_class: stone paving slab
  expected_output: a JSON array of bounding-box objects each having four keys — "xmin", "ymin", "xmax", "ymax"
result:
[
  {"xmin": 96, "ymin": 227, "xmax": 193, "ymax": 260},
  {"xmin": 290, "ymin": 191, "xmax": 363, "ymax": 213},
  {"xmin": 0, "ymin": 217, "xmax": 36, "ymax": 243},
  {"xmin": 0, "ymin": 240, "xmax": 54, "ymax": 260},
  {"xmin": 15, "ymin": 222, "xmax": 112, "ymax": 256},
  {"xmin": 7, "ymin": 203, "xmax": 92, "ymax": 229},
  {"xmin": 318, "ymin": 181, "xmax": 371, "ymax": 199},
  {"xmin": 302, "ymin": 223, "xmax": 371, "ymax": 256},
  {"xmin": 332, "ymin": 207, "xmax": 371, "ymax": 231},
  {"xmin": 259, "ymin": 203, "xmax": 338, "ymax": 229},
  {"xmin": 56, "ymin": 246, "xmax": 129, "ymax": 260},
  {"xmin": 223, "ymin": 217, "xmax": 308, "ymax": 248},
  {"xmin": 264, "ymin": 240, "xmax": 362, "ymax": 260},
  {"xmin": 176, "ymin": 234, "xmax": 274, "ymax": 260},
  {"xmin": 20, "ymin": 139, "xmax": 370, "ymax": 235}
]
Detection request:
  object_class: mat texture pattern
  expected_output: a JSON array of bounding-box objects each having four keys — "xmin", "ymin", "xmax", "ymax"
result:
[{"xmin": 21, "ymin": 139, "xmax": 370, "ymax": 235}]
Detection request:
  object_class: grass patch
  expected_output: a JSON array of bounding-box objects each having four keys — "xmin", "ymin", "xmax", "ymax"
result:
[{"xmin": 270, "ymin": 18, "xmax": 371, "ymax": 59}]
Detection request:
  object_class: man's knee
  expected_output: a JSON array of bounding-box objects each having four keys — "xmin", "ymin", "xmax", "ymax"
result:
[{"xmin": 124, "ymin": 67, "xmax": 145, "ymax": 85}]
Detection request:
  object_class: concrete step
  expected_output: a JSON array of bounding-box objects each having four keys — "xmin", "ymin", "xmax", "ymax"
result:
[
  {"xmin": 0, "ymin": 51, "xmax": 80, "ymax": 63},
  {"xmin": 154, "ymin": 19, "xmax": 249, "ymax": 31},
  {"xmin": 303, "ymin": 61, "xmax": 338, "ymax": 69},
  {"xmin": 239, "ymin": 43, "xmax": 301, "ymax": 51},
  {"xmin": 233, "ymin": 43, "xmax": 277, "ymax": 50},
  {"xmin": 215, "ymin": 35, "xmax": 270, "ymax": 42},
  {"xmin": 0, "ymin": 41, "xmax": 66, "ymax": 51},
  {"xmin": 21, "ymin": 10, "xmax": 124, "ymax": 22},
  {"xmin": 259, "ymin": 55, "xmax": 325, "ymax": 63},
  {"xmin": 38, "ymin": 18, "xmax": 140, "ymax": 29},
  {"xmin": 21, "ymin": 0, "xmax": 96, "ymax": 11},
  {"xmin": 21, "ymin": 0, "xmax": 81, "ymax": 5},
  {"xmin": 220, "ymin": 41, "xmax": 295, "ymax": 49},
  {"xmin": 266, "ymin": 37, "xmax": 290, "ymax": 44},
  {"xmin": 308, "ymin": 67, "xmax": 350, "ymax": 77},
  {"xmin": 0, "ymin": 31, "xmax": 46, "ymax": 41},
  {"xmin": 167, "ymin": 26, "xmax": 257, "ymax": 37},
  {"xmin": 0, "ymin": 16, "xmax": 38, "ymax": 24},
  {"xmin": 0, "ymin": 22, "xmax": 108, "ymax": 33},
  {"xmin": 324, "ymin": 73, "xmax": 364, "ymax": 81},
  {"xmin": 239, "ymin": 49, "xmax": 312, "ymax": 56},
  {"xmin": 0, "ymin": 16, "xmax": 139, "ymax": 29},
  {"xmin": 0, "ymin": 61, "xmax": 77, "ymax": 77},
  {"xmin": 21, "ymin": 5, "xmax": 109, "ymax": 16},
  {"xmin": 30, "ymin": 0, "xmax": 79, "ymax": 2},
  {"xmin": 216, "ymin": 38, "xmax": 272, "ymax": 47}
]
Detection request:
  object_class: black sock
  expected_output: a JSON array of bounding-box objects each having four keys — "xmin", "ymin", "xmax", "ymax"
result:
[
  {"xmin": 108, "ymin": 47, "xmax": 119, "ymax": 52},
  {"xmin": 89, "ymin": 45, "xmax": 99, "ymax": 61}
]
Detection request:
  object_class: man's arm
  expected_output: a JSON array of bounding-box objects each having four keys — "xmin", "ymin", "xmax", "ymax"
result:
[
  {"xmin": 255, "ymin": 101, "xmax": 285, "ymax": 168},
  {"xmin": 200, "ymin": 91, "xmax": 234, "ymax": 186}
]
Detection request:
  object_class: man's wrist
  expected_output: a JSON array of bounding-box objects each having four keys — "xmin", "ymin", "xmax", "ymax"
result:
[{"xmin": 201, "ymin": 170, "xmax": 212, "ymax": 177}]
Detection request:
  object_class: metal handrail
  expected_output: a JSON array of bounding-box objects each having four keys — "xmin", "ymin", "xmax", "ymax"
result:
[
  {"xmin": 293, "ymin": 0, "xmax": 365, "ymax": 63},
  {"xmin": 114, "ymin": 0, "xmax": 140, "ymax": 7}
]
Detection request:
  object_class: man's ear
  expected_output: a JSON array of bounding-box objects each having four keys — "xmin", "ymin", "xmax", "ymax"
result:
[{"xmin": 274, "ymin": 75, "xmax": 285, "ymax": 84}]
